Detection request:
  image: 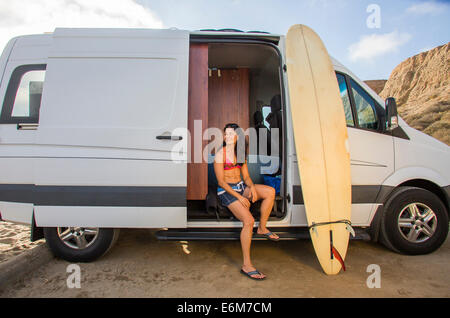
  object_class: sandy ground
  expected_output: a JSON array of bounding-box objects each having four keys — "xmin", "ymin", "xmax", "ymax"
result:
[
  {"xmin": 0, "ymin": 228, "xmax": 449, "ymax": 298},
  {"xmin": 0, "ymin": 222, "xmax": 44, "ymax": 264}
]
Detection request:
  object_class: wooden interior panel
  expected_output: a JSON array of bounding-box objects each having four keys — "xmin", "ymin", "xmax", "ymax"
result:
[
  {"xmin": 187, "ymin": 43, "xmax": 208, "ymax": 200},
  {"xmin": 208, "ymin": 68, "xmax": 249, "ymax": 144}
]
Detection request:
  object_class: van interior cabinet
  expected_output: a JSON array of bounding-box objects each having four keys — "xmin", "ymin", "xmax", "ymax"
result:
[
  {"xmin": 187, "ymin": 43, "xmax": 209, "ymax": 200},
  {"xmin": 208, "ymin": 68, "xmax": 250, "ymax": 134}
]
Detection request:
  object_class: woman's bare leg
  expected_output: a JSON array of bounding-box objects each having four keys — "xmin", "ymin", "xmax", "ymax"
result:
[
  {"xmin": 227, "ymin": 200, "xmax": 265, "ymax": 279},
  {"xmin": 247, "ymin": 184, "xmax": 278, "ymax": 239}
]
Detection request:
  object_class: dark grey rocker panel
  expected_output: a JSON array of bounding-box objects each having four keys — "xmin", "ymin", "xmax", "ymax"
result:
[
  {"xmin": 0, "ymin": 184, "xmax": 186, "ymax": 207},
  {"xmin": 292, "ymin": 185, "xmax": 395, "ymax": 205},
  {"xmin": 443, "ymin": 185, "xmax": 450, "ymax": 210}
]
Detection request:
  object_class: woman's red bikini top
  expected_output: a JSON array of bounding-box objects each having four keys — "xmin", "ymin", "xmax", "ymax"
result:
[{"xmin": 223, "ymin": 151, "xmax": 245, "ymax": 170}]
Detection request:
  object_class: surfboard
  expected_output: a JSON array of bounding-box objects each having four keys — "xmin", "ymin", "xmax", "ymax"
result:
[{"xmin": 285, "ymin": 24, "xmax": 352, "ymax": 275}]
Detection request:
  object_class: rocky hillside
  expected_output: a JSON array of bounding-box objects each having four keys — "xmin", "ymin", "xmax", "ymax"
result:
[
  {"xmin": 379, "ymin": 43, "xmax": 449, "ymax": 145},
  {"xmin": 364, "ymin": 80, "xmax": 387, "ymax": 94}
]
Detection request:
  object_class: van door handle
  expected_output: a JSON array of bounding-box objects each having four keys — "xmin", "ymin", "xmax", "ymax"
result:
[
  {"xmin": 17, "ymin": 123, "xmax": 39, "ymax": 130},
  {"xmin": 156, "ymin": 135, "xmax": 183, "ymax": 141}
]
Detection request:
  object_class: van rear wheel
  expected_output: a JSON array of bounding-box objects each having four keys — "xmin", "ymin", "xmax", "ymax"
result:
[
  {"xmin": 44, "ymin": 227, "xmax": 120, "ymax": 262},
  {"xmin": 380, "ymin": 186, "xmax": 448, "ymax": 255}
]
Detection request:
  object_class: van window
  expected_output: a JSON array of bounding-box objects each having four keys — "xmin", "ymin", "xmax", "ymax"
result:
[
  {"xmin": 0, "ymin": 64, "xmax": 46, "ymax": 124},
  {"xmin": 349, "ymin": 78, "xmax": 378, "ymax": 130},
  {"xmin": 336, "ymin": 73, "xmax": 354, "ymax": 126},
  {"xmin": 261, "ymin": 105, "xmax": 271, "ymax": 129}
]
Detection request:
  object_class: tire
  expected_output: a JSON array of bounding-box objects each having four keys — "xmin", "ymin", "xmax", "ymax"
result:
[
  {"xmin": 44, "ymin": 227, "xmax": 120, "ymax": 262},
  {"xmin": 380, "ymin": 186, "xmax": 449, "ymax": 255}
]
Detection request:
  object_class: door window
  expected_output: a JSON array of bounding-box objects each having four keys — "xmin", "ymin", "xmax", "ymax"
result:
[
  {"xmin": 0, "ymin": 64, "xmax": 46, "ymax": 124},
  {"xmin": 336, "ymin": 73, "xmax": 354, "ymax": 126},
  {"xmin": 349, "ymin": 78, "xmax": 379, "ymax": 130}
]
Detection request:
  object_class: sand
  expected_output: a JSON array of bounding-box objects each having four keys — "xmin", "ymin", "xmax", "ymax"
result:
[
  {"xmin": 0, "ymin": 221, "xmax": 44, "ymax": 264},
  {"xmin": 1, "ymin": 228, "xmax": 448, "ymax": 297}
]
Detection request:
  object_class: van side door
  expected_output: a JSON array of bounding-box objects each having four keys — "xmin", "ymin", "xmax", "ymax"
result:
[
  {"xmin": 32, "ymin": 28, "xmax": 190, "ymax": 228},
  {"xmin": 336, "ymin": 72, "xmax": 394, "ymax": 224}
]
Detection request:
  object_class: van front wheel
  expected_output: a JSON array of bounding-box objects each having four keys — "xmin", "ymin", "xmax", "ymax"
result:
[
  {"xmin": 380, "ymin": 186, "xmax": 448, "ymax": 255},
  {"xmin": 44, "ymin": 227, "xmax": 120, "ymax": 262}
]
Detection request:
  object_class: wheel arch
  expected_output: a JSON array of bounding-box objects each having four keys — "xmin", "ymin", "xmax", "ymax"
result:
[
  {"xmin": 382, "ymin": 166, "xmax": 449, "ymax": 212},
  {"xmin": 369, "ymin": 168, "xmax": 450, "ymax": 242},
  {"xmin": 397, "ymin": 179, "xmax": 449, "ymax": 214}
]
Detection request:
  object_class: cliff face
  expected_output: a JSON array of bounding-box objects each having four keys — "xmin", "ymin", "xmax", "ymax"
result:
[
  {"xmin": 379, "ymin": 43, "xmax": 450, "ymax": 145},
  {"xmin": 364, "ymin": 80, "xmax": 387, "ymax": 94}
]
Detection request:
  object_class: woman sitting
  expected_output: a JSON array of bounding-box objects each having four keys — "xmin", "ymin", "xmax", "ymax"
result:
[{"xmin": 214, "ymin": 123, "xmax": 279, "ymax": 281}]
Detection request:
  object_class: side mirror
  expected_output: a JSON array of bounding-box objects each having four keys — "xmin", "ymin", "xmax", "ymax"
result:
[{"xmin": 385, "ymin": 97, "xmax": 399, "ymax": 131}]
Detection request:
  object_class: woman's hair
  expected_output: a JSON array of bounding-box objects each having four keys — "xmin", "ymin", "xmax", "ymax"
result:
[{"xmin": 222, "ymin": 123, "xmax": 248, "ymax": 164}]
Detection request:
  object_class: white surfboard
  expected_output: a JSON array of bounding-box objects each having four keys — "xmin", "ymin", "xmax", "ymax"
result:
[{"xmin": 286, "ymin": 24, "xmax": 352, "ymax": 275}]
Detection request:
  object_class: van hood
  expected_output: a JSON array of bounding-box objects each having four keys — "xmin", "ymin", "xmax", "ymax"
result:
[
  {"xmin": 397, "ymin": 118, "xmax": 450, "ymax": 185},
  {"xmin": 401, "ymin": 119, "xmax": 449, "ymax": 153}
]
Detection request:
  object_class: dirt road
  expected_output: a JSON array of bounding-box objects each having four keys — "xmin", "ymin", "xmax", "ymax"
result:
[{"xmin": 0, "ymin": 228, "xmax": 448, "ymax": 297}]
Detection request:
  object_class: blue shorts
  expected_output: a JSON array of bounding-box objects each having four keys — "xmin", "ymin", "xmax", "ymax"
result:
[{"xmin": 217, "ymin": 180, "xmax": 248, "ymax": 206}]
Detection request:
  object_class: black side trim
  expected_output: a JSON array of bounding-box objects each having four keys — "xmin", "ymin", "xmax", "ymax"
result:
[
  {"xmin": 443, "ymin": 185, "xmax": 450, "ymax": 211},
  {"xmin": 390, "ymin": 125, "xmax": 410, "ymax": 140},
  {"xmin": 374, "ymin": 185, "xmax": 395, "ymax": 204},
  {"xmin": 155, "ymin": 227, "xmax": 371, "ymax": 241},
  {"xmin": 354, "ymin": 185, "xmax": 381, "ymax": 204},
  {"xmin": 0, "ymin": 184, "xmax": 186, "ymax": 207},
  {"xmin": 292, "ymin": 185, "xmax": 394, "ymax": 205}
]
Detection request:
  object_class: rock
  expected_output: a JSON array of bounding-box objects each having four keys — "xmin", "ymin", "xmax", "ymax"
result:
[
  {"xmin": 379, "ymin": 42, "xmax": 449, "ymax": 145},
  {"xmin": 364, "ymin": 80, "xmax": 387, "ymax": 94}
]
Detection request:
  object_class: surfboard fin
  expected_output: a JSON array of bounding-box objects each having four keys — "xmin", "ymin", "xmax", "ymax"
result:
[
  {"xmin": 331, "ymin": 246, "xmax": 346, "ymax": 271},
  {"xmin": 346, "ymin": 223, "xmax": 355, "ymax": 237}
]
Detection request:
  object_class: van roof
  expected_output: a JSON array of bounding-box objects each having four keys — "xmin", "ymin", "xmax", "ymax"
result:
[{"xmin": 5, "ymin": 30, "xmax": 344, "ymax": 69}]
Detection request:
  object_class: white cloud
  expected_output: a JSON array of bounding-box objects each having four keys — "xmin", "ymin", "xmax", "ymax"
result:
[
  {"xmin": 348, "ymin": 31, "xmax": 412, "ymax": 62},
  {"xmin": 419, "ymin": 46, "xmax": 434, "ymax": 53},
  {"xmin": 0, "ymin": 0, "xmax": 164, "ymax": 52},
  {"xmin": 406, "ymin": 1, "xmax": 449, "ymax": 15}
]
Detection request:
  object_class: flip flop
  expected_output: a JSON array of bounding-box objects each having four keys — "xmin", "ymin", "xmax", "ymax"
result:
[
  {"xmin": 259, "ymin": 231, "xmax": 280, "ymax": 241},
  {"xmin": 240, "ymin": 269, "xmax": 266, "ymax": 280}
]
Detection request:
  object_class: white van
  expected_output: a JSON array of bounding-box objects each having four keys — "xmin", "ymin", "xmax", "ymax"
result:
[{"xmin": 0, "ymin": 27, "xmax": 448, "ymax": 262}]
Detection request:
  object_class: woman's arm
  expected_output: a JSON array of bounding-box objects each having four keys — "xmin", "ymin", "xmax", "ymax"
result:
[
  {"xmin": 241, "ymin": 160, "xmax": 257, "ymax": 202},
  {"xmin": 241, "ymin": 160, "xmax": 254, "ymax": 188}
]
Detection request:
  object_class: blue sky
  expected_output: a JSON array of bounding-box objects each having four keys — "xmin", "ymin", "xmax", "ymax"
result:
[
  {"xmin": 136, "ymin": 0, "xmax": 450, "ymax": 80},
  {"xmin": 1, "ymin": 0, "xmax": 449, "ymax": 80}
]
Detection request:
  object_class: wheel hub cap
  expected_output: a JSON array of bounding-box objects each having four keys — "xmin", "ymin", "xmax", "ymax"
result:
[
  {"xmin": 57, "ymin": 227, "xmax": 99, "ymax": 249},
  {"xmin": 398, "ymin": 203, "xmax": 437, "ymax": 243}
]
